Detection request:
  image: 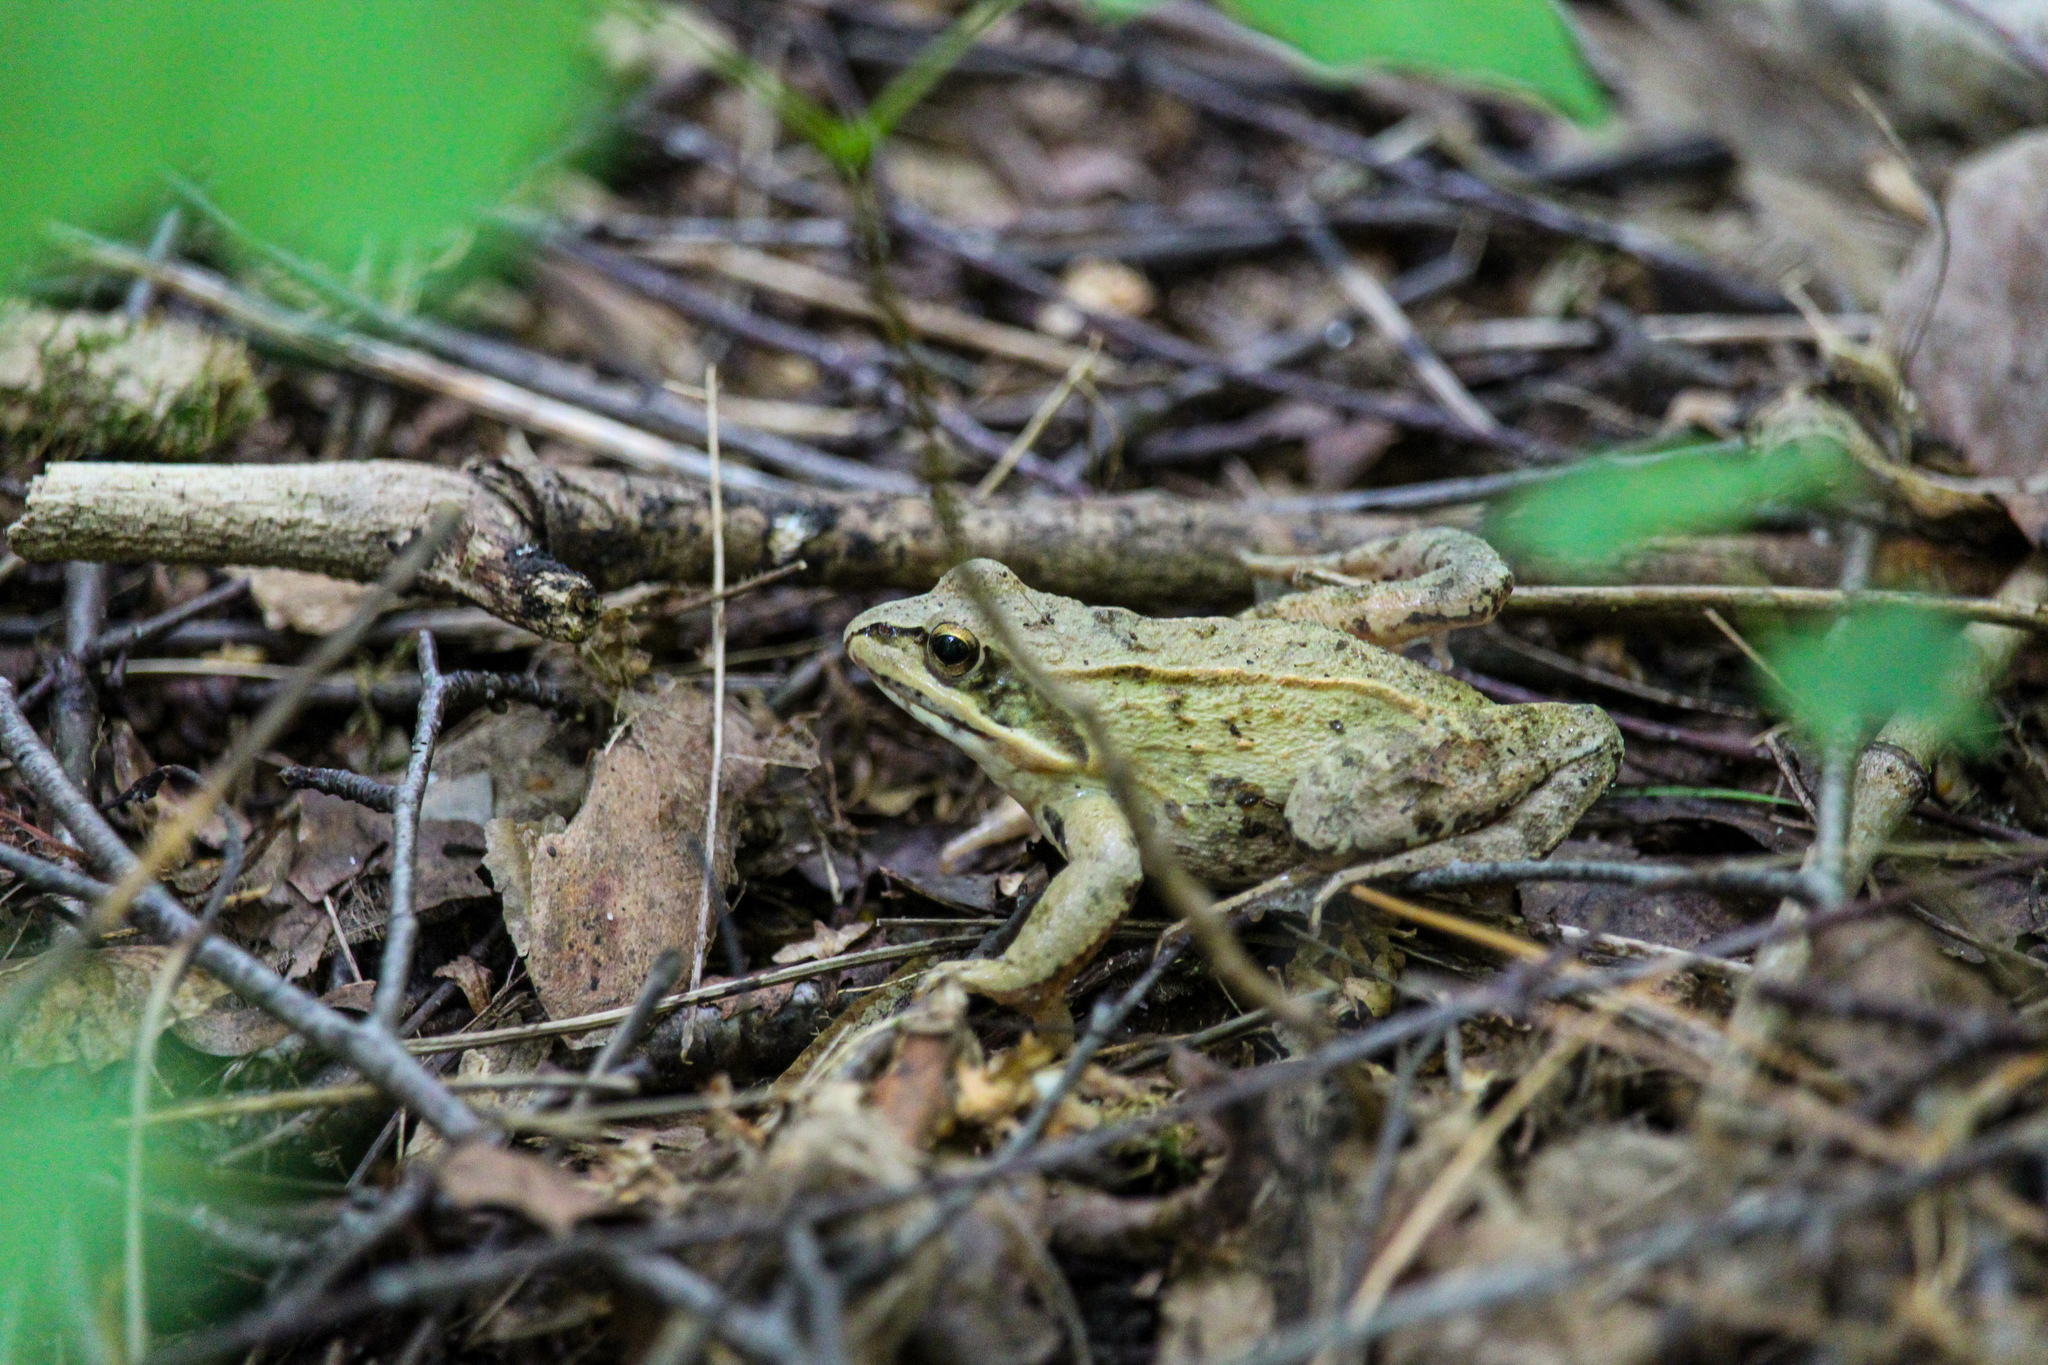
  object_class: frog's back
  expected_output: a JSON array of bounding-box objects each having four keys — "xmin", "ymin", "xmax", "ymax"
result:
[
  {"xmin": 1038, "ymin": 606, "xmax": 1502, "ymax": 884},
  {"xmin": 1054, "ymin": 606, "xmax": 1488, "ymax": 716}
]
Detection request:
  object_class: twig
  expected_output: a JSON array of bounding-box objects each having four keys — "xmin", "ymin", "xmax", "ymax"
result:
[
  {"xmin": 697, "ymin": 367, "xmax": 730, "ymax": 991},
  {"xmin": 51, "ymin": 563, "xmax": 106, "ymax": 794},
  {"xmin": 407, "ymin": 934, "xmax": 983, "ymax": 1054},
  {"xmin": 1294, "ymin": 204, "xmax": 1500, "ymax": 436},
  {"xmin": 640, "ymin": 240, "xmax": 1102, "ymax": 377},
  {"xmin": 137, "ymin": 1072, "xmax": 640, "ymax": 1128},
  {"xmin": 1549, "ymin": 923, "xmax": 1752, "ymax": 976},
  {"xmin": 974, "ymin": 339, "xmax": 1101, "ymax": 498},
  {"xmin": 1450, "ymin": 666, "xmax": 1769, "ymax": 760},
  {"xmin": 1428, "ymin": 312, "xmax": 1879, "ymax": 356},
  {"xmin": 659, "ymin": 560, "xmax": 811, "ymax": 617},
  {"xmin": 0, "ymin": 718, "xmax": 483, "ymax": 1137},
  {"xmin": 1506, "ymin": 583, "xmax": 2048, "ymax": 632},
  {"xmin": 170, "ymin": 186, "xmax": 908, "ymax": 491},
  {"xmin": 784, "ymin": 1222, "xmax": 851, "ymax": 1365},
  {"xmin": 1226, "ymin": 1108, "xmax": 2048, "ymax": 1365},
  {"xmin": 83, "ymin": 509, "xmax": 461, "ymax": 968},
  {"xmin": 606, "ymin": 1252, "xmax": 806, "ymax": 1365},
  {"xmin": 1398, "ymin": 857, "xmax": 1823, "ymax": 904},
  {"xmin": 0, "ymin": 526, "xmax": 486, "ymax": 1139},
  {"xmin": 657, "ymin": 123, "xmax": 1554, "ymax": 457},
  {"xmin": 280, "ymin": 767, "xmax": 398, "ymax": 812},
  {"xmin": 1128, "ymin": 53, "xmax": 1785, "ymax": 312},
  {"xmin": 375, "ymin": 632, "xmax": 448, "ymax": 1028},
  {"xmin": 549, "ymin": 232, "xmax": 887, "ymax": 391},
  {"xmin": 1314, "ymin": 1024, "xmax": 1599, "ymax": 1363},
  {"xmin": 1478, "ymin": 626, "xmax": 1757, "ymax": 718}
]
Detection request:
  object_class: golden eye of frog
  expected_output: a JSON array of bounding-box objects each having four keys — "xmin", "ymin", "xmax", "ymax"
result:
[{"xmin": 842, "ymin": 528, "xmax": 1622, "ymax": 1027}]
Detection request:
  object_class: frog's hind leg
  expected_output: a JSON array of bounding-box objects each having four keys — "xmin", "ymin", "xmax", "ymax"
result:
[
  {"xmin": 1312, "ymin": 706, "xmax": 1623, "ymax": 914},
  {"xmin": 946, "ymin": 790, "xmax": 1141, "ymax": 1039},
  {"xmin": 1239, "ymin": 527, "xmax": 1512, "ymax": 648}
]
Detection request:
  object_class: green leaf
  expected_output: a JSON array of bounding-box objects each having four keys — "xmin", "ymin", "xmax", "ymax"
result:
[
  {"xmin": 1096, "ymin": 0, "xmax": 1607, "ymax": 122},
  {"xmin": 0, "ymin": 0, "xmax": 601, "ymax": 286},
  {"xmin": 1756, "ymin": 606, "xmax": 1991, "ymax": 752},
  {"xmin": 1483, "ymin": 438, "xmax": 1860, "ymax": 577}
]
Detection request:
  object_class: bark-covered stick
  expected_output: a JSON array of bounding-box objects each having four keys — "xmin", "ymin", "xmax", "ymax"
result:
[{"xmin": 8, "ymin": 459, "xmax": 2019, "ymax": 640}]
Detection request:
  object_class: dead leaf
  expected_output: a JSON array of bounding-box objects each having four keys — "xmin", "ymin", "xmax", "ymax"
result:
[
  {"xmin": 1520, "ymin": 840, "xmax": 1753, "ymax": 949},
  {"xmin": 241, "ymin": 567, "xmax": 374, "ymax": 635},
  {"xmin": 261, "ymin": 899, "xmax": 332, "ymax": 981},
  {"xmin": 287, "ymin": 790, "xmax": 386, "ymax": 903},
  {"xmin": 0, "ymin": 948, "xmax": 232, "ymax": 1070},
  {"xmin": 1887, "ymin": 131, "xmax": 2048, "ymax": 540},
  {"xmin": 435, "ymin": 704, "xmax": 591, "ymax": 824},
  {"xmin": 434, "ymin": 955, "xmax": 495, "ymax": 1014},
  {"xmin": 524, "ymin": 680, "xmax": 774, "ymax": 1025},
  {"xmin": 434, "ymin": 1140, "xmax": 609, "ymax": 1237},
  {"xmin": 483, "ymin": 816, "xmax": 555, "ymax": 960},
  {"xmin": 883, "ymin": 142, "xmax": 1020, "ymax": 229},
  {"xmin": 172, "ymin": 978, "xmax": 377, "ymax": 1057},
  {"xmin": 288, "ymin": 790, "xmax": 492, "ymax": 931},
  {"xmin": 771, "ymin": 919, "xmax": 875, "ymax": 965}
]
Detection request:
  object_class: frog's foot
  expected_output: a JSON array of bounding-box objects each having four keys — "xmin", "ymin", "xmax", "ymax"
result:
[
  {"xmin": 1311, "ymin": 706, "xmax": 1623, "ymax": 915},
  {"xmin": 1239, "ymin": 527, "xmax": 1512, "ymax": 648}
]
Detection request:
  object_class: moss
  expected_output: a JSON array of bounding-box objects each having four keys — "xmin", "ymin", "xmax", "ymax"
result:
[{"xmin": 0, "ymin": 303, "xmax": 266, "ymax": 468}]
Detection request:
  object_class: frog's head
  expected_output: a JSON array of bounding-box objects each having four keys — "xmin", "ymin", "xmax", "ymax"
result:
[{"xmin": 844, "ymin": 559, "xmax": 1088, "ymax": 780}]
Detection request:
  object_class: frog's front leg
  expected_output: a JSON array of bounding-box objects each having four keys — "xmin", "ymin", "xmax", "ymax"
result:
[
  {"xmin": 1239, "ymin": 527, "xmax": 1512, "ymax": 648},
  {"xmin": 949, "ymin": 788, "xmax": 1141, "ymax": 1033}
]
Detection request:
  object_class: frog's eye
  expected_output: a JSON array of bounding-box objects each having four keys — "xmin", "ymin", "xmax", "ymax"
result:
[{"xmin": 926, "ymin": 623, "xmax": 981, "ymax": 679}]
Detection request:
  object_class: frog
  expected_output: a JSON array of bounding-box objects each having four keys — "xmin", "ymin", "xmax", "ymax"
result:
[{"xmin": 842, "ymin": 527, "xmax": 1623, "ymax": 1027}]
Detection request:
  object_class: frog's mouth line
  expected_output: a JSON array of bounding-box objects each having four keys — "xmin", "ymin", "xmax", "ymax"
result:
[
  {"xmin": 868, "ymin": 668, "xmax": 1085, "ymax": 776},
  {"xmin": 872, "ymin": 672, "xmax": 987, "ymax": 746}
]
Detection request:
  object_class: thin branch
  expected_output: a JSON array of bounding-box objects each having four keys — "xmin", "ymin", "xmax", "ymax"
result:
[
  {"xmin": 697, "ymin": 366, "xmax": 729, "ymax": 991},
  {"xmin": 375, "ymin": 631, "xmax": 447, "ymax": 1028},
  {"xmin": 1505, "ymin": 583, "xmax": 2048, "ymax": 632}
]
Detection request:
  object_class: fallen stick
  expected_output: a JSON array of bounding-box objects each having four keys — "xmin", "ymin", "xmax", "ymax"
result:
[{"xmin": 8, "ymin": 457, "xmax": 2019, "ymax": 642}]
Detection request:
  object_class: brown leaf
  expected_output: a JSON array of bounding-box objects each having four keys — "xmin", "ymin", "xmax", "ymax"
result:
[
  {"xmin": 524, "ymin": 681, "xmax": 773, "ymax": 1024},
  {"xmin": 289, "ymin": 790, "xmax": 492, "ymax": 929},
  {"xmin": 240, "ymin": 567, "xmax": 374, "ymax": 635},
  {"xmin": 433, "ymin": 703, "xmax": 592, "ymax": 824},
  {"xmin": 1889, "ymin": 131, "xmax": 2048, "ymax": 538},
  {"xmin": 262, "ymin": 899, "xmax": 332, "ymax": 981},
  {"xmin": 770, "ymin": 918, "xmax": 874, "ymax": 966},
  {"xmin": 0, "ymin": 948, "xmax": 232, "ymax": 1069},
  {"xmin": 287, "ymin": 790, "xmax": 386, "ymax": 903},
  {"xmin": 173, "ymin": 977, "xmax": 375, "ymax": 1057},
  {"xmin": 434, "ymin": 954, "xmax": 495, "ymax": 1014},
  {"xmin": 434, "ymin": 1140, "xmax": 608, "ymax": 1237}
]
